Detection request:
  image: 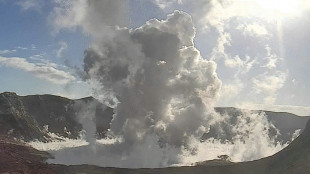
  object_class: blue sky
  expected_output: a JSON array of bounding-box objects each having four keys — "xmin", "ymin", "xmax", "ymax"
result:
[
  {"xmin": 1, "ymin": 0, "xmax": 310, "ymax": 115},
  {"xmin": 0, "ymin": 0, "xmax": 165, "ymax": 98},
  {"xmin": 0, "ymin": 0, "xmax": 91, "ymax": 97}
]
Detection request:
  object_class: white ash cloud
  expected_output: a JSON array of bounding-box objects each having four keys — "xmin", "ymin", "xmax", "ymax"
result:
[
  {"xmin": 56, "ymin": 10, "xmax": 282, "ymax": 167},
  {"xmin": 44, "ymin": 1, "xmax": 290, "ymax": 167},
  {"xmin": 84, "ymin": 10, "xmax": 221, "ymax": 150}
]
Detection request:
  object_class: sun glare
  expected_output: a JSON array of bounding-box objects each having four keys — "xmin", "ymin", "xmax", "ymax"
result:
[{"xmin": 257, "ymin": 0, "xmax": 303, "ymax": 20}]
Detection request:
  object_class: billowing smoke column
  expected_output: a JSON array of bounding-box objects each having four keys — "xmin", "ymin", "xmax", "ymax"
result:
[
  {"xmin": 45, "ymin": 9, "xmax": 285, "ymax": 168},
  {"xmin": 84, "ymin": 11, "xmax": 221, "ymax": 151}
]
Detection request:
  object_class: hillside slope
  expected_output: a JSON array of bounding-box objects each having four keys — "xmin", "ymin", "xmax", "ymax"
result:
[
  {"xmin": 1, "ymin": 92, "xmax": 310, "ymax": 173},
  {"xmin": 0, "ymin": 92, "xmax": 308, "ymax": 144},
  {"xmin": 0, "ymin": 92, "xmax": 113, "ymax": 142}
]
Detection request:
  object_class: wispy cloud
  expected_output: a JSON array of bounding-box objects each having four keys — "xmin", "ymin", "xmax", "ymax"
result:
[
  {"xmin": 56, "ymin": 41, "xmax": 68, "ymax": 58},
  {"xmin": 224, "ymin": 55, "xmax": 256, "ymax": 73},
  {"xmin": 220, "ymin": 82, "xmax": 244, "ymax": 103},
  {"xmin": 154, "ymin": 0, "xmax": 182, "ymax": 9},
  {"xmin": 0, "ymin": 56, "xmax": 75, "ymax": 85},
  {"xmin": 263, "ymin": 45, "xmax": 283, "ymax": 69},
  {"xmin": 16, "ymin": 0, "xmax": 43, "ymax": 11},
  {"xmin": 31, "ymin": 44, "xmax": 37, "ymax": 50},
  {"xmin": 237, "ymin": 23, "xmax": 270, "ymax": 38},
  {"xmin": 16, "ymin": 46, "xmax": 28, "ymax": 50},
  {"xmin": 252, "ymin": 72, "xmax": 287, "ymax": 104},
  {"xmin": 49, "ymin": 0, "xmax": 128, "ymax": 36},
  {"xmin": 0, "ymin": 49, "xmax": 17, "ymax": 55}
]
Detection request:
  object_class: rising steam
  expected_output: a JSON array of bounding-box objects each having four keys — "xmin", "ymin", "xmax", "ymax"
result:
[
  {"xmin": 24, "ymin": 2, "xmax": 289, "ymax": 167},
  {"xmin": 84, "ymin": 10, "xmax": 221, "ymax": 150},
  {"xmin": 43, "ymin": 11, "xmax": 285, "ymax": 168}
]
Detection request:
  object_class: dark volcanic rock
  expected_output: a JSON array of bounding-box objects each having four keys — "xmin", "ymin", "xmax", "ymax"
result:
[
  {"xmin": 0, "ymin": 92, "xmax": 308, "ymax": 145},
  {"xmin": 0, "ymin": 92, "xmax": 113, "ymax": 142},
  {"xmin": 264, "ymin": 110, "xmax": 310, "ymax": 142},
  {"xmin": 0, "ymin": 92, "xmax": 48, "ymax": 141},
  {"xmin": 21, "ymin": 94, "xmax": 79, "ymax": 140},
  {"xmin": 264, "ymin": 118, "xmax": 310, "ymax": 174},
  {"xmin": 0, "ymin": 136, "xmax": 55, "ymax": 174}
]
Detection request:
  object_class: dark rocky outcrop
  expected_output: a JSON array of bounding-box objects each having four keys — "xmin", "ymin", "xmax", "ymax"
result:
[
  {"xmin": 0, "ymin": 92, "xmax": 308, "ymax": 145},
  {"xmin": 0, "ymin": 92, "xmax": 48, "ymax": 141},
  {"xmin": 0, "ymin": 136, "xmax": 55, "ymax": 174},
  {"xmin": 0, "ymin": 92, "xmax": 113, "ymax": 142}
]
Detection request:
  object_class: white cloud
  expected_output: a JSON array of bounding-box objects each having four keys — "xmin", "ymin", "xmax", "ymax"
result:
[
  {"xmin": 16, "ymin": 0, "xmax": 43, "ymax": 11},
  {"xmin": 154, "ymin": 0, "xmax": 183, "ymax": 9},
  {"xmin": 31, "ymin": 44, "xmax": 37, "ymax": 50},
  {"xmin": 224, "ymin": 55, "xmax": 256, "ymax": 73},
  {"xmin": 252, "ymin": 72, "xmax": 287, "ymax": 104},
  {"xmin": 237, "ymin": 23, "xmax": 270, "ymax": 38},
  {"xmin": 16, "ymin": 46, "xmax": 28, "ymax": 50},
  {"xmin": 0, "ymin": 56, "xmax": 75, "ymax": 85},
  {"xmin": 50, "ymin": 0, "xmax": 129, "ymax": 36},
  {"xmin": 263, "ymin": 45, "xmax": 283, "ymax": 69},
  {"xmin": 56, "ymin": 41, "xmax": 68, "ymax": 58},
  {"xmin": 153, "ymin": 0, "xmax": 294, "ymax": 109},
  {"xmin": 219, "ymin": 82, "xmax": 244, "ymax": 102},
  {"xmin": 210, "ymin": 31, "xmax": 231, "ymax": 60},
  {"xmin": 0, "ymin": 49, "xmax": 16, "ymax": 55},
  {"xmin": 225, "ymin": 56, "xmax": 244, "ymax": 68}
]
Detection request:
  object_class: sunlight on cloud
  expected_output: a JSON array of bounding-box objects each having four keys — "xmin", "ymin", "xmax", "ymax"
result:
[
  {"xmin": 21, "ymin": 0, "xmax": 308, "ymax": 169},
  {"xmin": 257, "ymin": 0, "xmax": 304, "ymax": 19},
  {"xmin": 40, "ymin": 6, "xmax": 294, "ymax": 167},
  {"xmin": 0, "ymin": 56, "xmax": 75, "ymax": 85},
  {"xmin": 237, "ymin": 23, "xmax": 270, "ymax": 38},
  {"xmin": 252, "ymin": 72, "xmax": 287, "ymax": 104}
]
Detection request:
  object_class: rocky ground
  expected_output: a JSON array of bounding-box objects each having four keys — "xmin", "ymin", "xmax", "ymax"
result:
[{"xmin": 0, "ymin": 135, "xmax": 54, "ymax": 174}]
